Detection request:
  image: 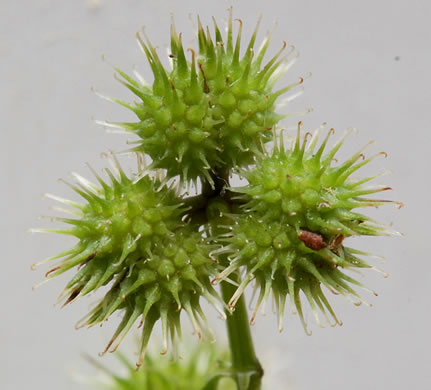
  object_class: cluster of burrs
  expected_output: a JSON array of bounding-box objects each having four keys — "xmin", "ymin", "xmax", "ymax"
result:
[{"xmin": 33, "ymin": 8, "xmax": 399, "ymax": 367}]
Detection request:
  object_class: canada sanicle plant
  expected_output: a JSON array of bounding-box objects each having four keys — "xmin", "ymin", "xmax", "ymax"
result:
[{"xmin": 32, "ymin": 9, "xmax": 401, "ymax": 390}]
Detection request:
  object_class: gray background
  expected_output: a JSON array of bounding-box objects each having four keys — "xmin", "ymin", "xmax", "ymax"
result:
[{"xmin": 2, "ymin": 0, "xmax": 429, "ymax": 389}]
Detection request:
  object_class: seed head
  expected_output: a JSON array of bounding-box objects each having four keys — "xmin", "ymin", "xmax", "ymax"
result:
[
  {"xmin": 88, "ymin": 342, "xmax": 231, "ymax": 390},
  {"xmin": 106, "ymin": 10, "xmax": 303, "ymax": 185},
  {"xmin": 32, "ymin": 156, "xmax": 224, "ymax": 364},
  {"xmin": 215, "ymin": 123, "xmax": 400, "ymax": 333}
]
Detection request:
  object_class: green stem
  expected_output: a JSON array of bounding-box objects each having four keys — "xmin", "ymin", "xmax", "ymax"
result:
[
  {"xmin": 221, "ymin": 276, "xmax": 263, "ymax": 390},
  {"xmin": 203, "ymin": 169, "xmax": 263, "ymax": 389}
]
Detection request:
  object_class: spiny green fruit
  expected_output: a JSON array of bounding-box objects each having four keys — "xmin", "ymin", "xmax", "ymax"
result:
[
  {"xmin": 32, "ymin": 155, "xmax": 185, "ymax": 290},
  {"xmin": 32, "ymin": 155, "xmax": 224, "ymax": 365},
  {"xmin": 102, "ymin": 9, "xmax": 305, "ymax": 185},
  {"xmin": 89, "ymin": 342, "xmax": 234, "ymax": 390},
  {"xmin": 78, "ymin": 227, "xmax": 225, "ymax": 368},
  {"xmin": 214, "ymin": 123, "xmax": 401, "ymax": 333},
  {"xmin": 237, "ymin": 122, "xmax": 398, "ymax": 234}
]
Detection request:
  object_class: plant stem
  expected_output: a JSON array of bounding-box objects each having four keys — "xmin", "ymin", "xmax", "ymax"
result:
[
  {"xmin": 203, "ymin": 169, "xmax": 263, "ymax": 389},
  {"xmin": 221, "ymin": 276, "xmax": 263, "ymax": 390}
]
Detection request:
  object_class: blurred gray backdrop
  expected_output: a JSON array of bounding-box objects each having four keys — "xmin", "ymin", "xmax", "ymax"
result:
[{"xmin": 1, "ymin": 0, "xmax": 429, "ymax": 389}]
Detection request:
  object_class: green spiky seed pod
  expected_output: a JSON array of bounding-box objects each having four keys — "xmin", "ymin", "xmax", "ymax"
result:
[
  {"xmin": 237, "ymin": 123, "xmax": 398, "ymax": 234},
  {"xmin": 214, "ymin": 123, "xmax": 401, "ymax": 333},
  {"xmin": 103, "ymin": 10, "xmax": 304, "ymax": 185},
  {"xmin": 89, "ymin": 342, "xmax": 234, "ymax": 390},
  {"xmin": 32, "ymin": 156, "xmax": 224, "ymax": 364},
  {"xmin": 78, "ymin": 227, "xmax": 225, "ymax": 368},
  {"xmin": 33, "ymin": 156, "xmax": 185, "ymax": 289}
]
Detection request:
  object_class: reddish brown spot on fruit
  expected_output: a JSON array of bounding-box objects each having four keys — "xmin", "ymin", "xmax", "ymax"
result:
[
  {"xmin": 329, "ymin": 235, "xmax": 345, "ymax": 251},
  {"xmin": 78, "ymin": 252, "xmax": 97, "ymax": 271},
  {"xmin": 198, "ymin": 63, "xmax": 210, "ymax": 93},
  {"xmin": 62, "ymin": 289, "xmax": 81, "ymax": 307},
  {"xmin": 298, "ymin": 230, "xmax": 327, "ymax": 251},
  {"xmin": 45, "ymin": 266, "xmax": 61, "ymax": 278}
]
